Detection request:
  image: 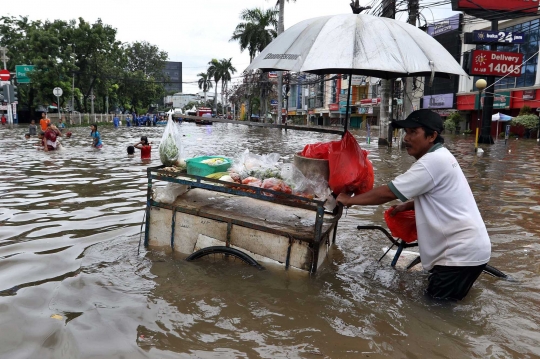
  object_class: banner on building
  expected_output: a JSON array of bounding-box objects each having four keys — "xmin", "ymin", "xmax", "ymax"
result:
[
  {"xmin": 476, "ymin": 91, "xmax": 511, "ymax": 109},
  {"xmin": 523, "ymin": 89, "xmax": 536, "ymax": 100},
  {"xmin": 351, "ymin": 75, "xmax": 366, "ymax": 86},
  {"xmin": 427, "ymin": 14, "xmax": 460, "ymax": 37},
  {"xmin": 422, "ymin": 94, "xmax": 454, "ymax": 109},
  {"xmin": 469, "ymin": 50, "xmax": 523, "ymax": 77}
]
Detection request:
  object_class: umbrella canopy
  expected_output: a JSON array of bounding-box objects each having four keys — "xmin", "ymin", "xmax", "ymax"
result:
[
  {"xmin": 246, "ymin": 13, "xmax": 467, "ymax": 79},
  {"xmin": 491, "ymin": 112, "xmax": 513, "ymax": 122}
]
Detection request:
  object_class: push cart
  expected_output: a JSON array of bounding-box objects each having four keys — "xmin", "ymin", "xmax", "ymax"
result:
[{"xmin": 144, "ymin": 166, "xmax": 342, "ymax": 273}]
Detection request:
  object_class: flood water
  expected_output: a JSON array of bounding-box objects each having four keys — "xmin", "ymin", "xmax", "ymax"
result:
[{"xmin": 0, "ymin": 122, "xmax": 539, "ymax": 359}]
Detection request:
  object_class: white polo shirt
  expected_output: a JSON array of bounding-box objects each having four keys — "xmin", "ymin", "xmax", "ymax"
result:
[{"xmin": 388, "ymin": 143, "xmax": 491, "ymax": 270}]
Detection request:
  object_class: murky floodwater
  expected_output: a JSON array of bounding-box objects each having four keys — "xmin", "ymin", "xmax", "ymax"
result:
[{"xmin": 0, "ymin": 122, "xmax": 539, "ymax": 359}]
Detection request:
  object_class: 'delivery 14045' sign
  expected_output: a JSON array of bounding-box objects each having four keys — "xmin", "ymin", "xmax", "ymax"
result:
[{"xmin": 469, "ymin": 50, "xmax": 523, "ymax": 77}]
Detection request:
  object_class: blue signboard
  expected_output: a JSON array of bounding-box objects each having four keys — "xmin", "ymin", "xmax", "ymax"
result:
[
  {"xmin": 270, "ymin": 99, "xmax": 278, "ymax": 105},
  {"xmin": 472, "ymin": 30, "xmax": 525, "ymax": 44}
]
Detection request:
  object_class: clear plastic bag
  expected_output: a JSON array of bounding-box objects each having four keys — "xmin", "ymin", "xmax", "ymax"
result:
[
  {"xmin": 159, "ymin": 118, "xmax": 183, "ymax": 166},
  {"xmin": 153, "ymin": 183, "xmax": 188, "ymax": 204},
  {"xmin": 230, "ymin": 150, "xmax": 281, "ymax": 179},
  {"xmin": 280, "ymin": 163, "xmax": 330, "ymax": 199}
]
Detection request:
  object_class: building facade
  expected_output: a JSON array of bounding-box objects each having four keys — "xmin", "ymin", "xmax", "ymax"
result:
[{"xmin": 457, "ymin": 15, "xmax": 540, "ymax": 137}]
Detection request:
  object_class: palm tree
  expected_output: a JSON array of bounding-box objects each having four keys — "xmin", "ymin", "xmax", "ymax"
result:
[
  {"xmin": 207, "ymin": 58, "xmax": 222, "ymax": 114},
  {"xmin": 230, "ymin": 8, "xmax": 278, "ymax": 63},
  {"xmin": 219, "ymin": 58, "xmax": 237, "ymax": 115},
  {"xmin": 197, "ymin": 72, "xmax": 213, "ymax": 104}
]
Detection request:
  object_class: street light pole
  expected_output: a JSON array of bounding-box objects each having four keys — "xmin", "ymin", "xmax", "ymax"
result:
[{"xmin": 475, "ymin": 79, "xmax": 487, "ymax": 152}]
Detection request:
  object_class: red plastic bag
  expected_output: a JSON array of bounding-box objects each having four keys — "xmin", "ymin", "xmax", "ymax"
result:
[
  {"xmin": 327, "ymin": 131, "xmax": 374, "ymax": 195},
  {"xmin": 300, "ymin": 142, "xmax": 334, "ymax": 160},
  {"xmin": 384, "ymin": 208, "xmax": 418, "ymax": 243}
]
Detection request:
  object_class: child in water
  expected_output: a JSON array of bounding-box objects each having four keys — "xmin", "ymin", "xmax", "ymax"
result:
[
  {"xmin": 127, "ymin": 145, "xmax": 135, "ymax": 156},
  {"xmin": 90, "ymin": 124, "xmax": 103, "ymax": 148},
  {"xmin": 134, "ymin": 136, "xmax": 151, "ymax": 159}
]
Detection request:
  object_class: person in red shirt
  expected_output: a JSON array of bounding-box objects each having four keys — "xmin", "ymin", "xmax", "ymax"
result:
[
  {"xmin": 1, "ymin": 114, "xmax": 6, "ymax": 125},
  {"xmin": 134, "ymin": 136, "xmax": 151, "ymax": 159},
  {"xmin": 43, "ymin": 123, "xmax": 62, "ymax": 151}
]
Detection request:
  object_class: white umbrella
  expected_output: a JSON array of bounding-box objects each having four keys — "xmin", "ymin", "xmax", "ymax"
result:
[
  {"xmin": 246, "ymin": 13, "xmax": 466, "ymax": 79},
  {"xmin": 491, "ymin": 112, "xmax": 513, "ymax": 139},
  {"xmin": 491, "ymin": 112, "xmax": 513, "ymax": 122},
  {"xmin": 246, "ymin": 14, "xmax": 467, "ymax": 132}
]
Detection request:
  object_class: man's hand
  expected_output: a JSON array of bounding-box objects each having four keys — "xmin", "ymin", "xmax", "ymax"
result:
[
  {"xmin": 389, "ymin": 201, "xmax": 414, "ymax": 216},
  {"xmin": 336, "ymin": 193, "xmax": 352, "ymax": 207}
]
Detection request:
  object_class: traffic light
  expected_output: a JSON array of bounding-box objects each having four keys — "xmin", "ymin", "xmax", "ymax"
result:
[
  {"xmin": 2, "ymin": 84, "xmax": 17, "ymax": 103},
  {"xmin": 0, "ymin": 86, "xmax": 4, "ymax": 102}
]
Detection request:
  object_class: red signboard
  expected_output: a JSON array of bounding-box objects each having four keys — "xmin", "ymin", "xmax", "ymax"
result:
[
  {"xmin": 0, "ymin": 69, "xmax": 9, "ymax": 81},
  {"xmin": 329, "ymin": 103, "xmax": 339, "ymax": 111},
  {"xmin": 360, "ymin": 98, "xmax": 381, "ymax": 105},
  {"xmin": 452, "ymin": 0, "xmax": 538, "ymax": 19},
  {"xmin": 469, "ymin": 50, "xmax": 523, "ymax": 77},
  {"xmin": 455, "ymin": 0, "xmax": 538, "ymax": 13}
]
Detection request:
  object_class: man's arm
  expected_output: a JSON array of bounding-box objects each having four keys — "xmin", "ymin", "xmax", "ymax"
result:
[{"xmin": 337, "ymin": 185, "xmax": 398, "ymax": 207}]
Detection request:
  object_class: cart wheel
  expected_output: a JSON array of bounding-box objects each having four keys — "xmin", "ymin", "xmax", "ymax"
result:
[{"xmin": 186, "ymin": 246, "xmax": 263, "ymax": 269}]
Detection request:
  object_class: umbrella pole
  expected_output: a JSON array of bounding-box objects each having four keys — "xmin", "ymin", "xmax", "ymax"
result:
[{"xmin": 344, "ymin": 70, "xmax": 353, "ymax": 135}]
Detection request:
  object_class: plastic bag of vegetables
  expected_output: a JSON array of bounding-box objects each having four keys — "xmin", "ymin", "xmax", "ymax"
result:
[{"xmin": 159, "ymin": 118, "xmax": 183, "ymax": 166}]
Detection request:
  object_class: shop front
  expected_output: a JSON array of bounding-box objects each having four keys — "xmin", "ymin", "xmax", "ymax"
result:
[{"xmin": 456, "ymin": 90, "xmax": 535, "ymax": 137}]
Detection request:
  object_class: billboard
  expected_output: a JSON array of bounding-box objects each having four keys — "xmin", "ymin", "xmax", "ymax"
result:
[
  {"xmin": 476, "ymin": 91, "xmax": 511, "ymax": 109},
  {"xmin": 422, "ymin": 94, "xmax": 454, "ymax": 109},
  {"xmin": 469, "ymin": 50, "xmax": 523, "ymax": 77},
  {"xmin": 427, "ymin": 14, "xmax": 460, "ymax": 37},
  {"xmin": 452, "ymin": 0, "xmax": 539, "ymax": 19}
]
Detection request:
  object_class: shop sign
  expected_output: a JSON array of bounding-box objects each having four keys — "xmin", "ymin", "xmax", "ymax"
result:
[
  {"xmin": 469, "ymin": 50, "xmax": 523, "ymax": 77},
  {"xmin": 523, "ymin": 89, "xmax": 536, "ymax": 100},
  {"xmin": 360, "ymin": 98, "xmax": 381, "ymax": 106},
  {"xmin": 351, "ymin": 75, "xmax": 366, "ymax": 86},
  {"xmin": 427, "ymin": 14, "xmax": 460, "ymax": 37},
  {"xmin": 470, "ymin": 30, "xmax": 525, "ymax": 44},
  {"xmin": 288, "ymin": 110, "xmax": 296, "ymax": 116},
  {"xmin": 476, "ymin": 91, "xmax": 511, "ymax": 109},
  {"xmin": 422, "ymin": 93, "xmax": 454, "ymax": 109},
  {"xmin": 358, "ymin": 107, "xmax": 371, "ymax": 114},
  {"xmin": 339, "ymin": 101, "xmax": 349, "ymax": 114},
  {"xmin": 329, "ymin": 103, "xmax": 339, "ymax": 111},
  {"xmin": 308, "ymin": 110, "xmax": 315, "ymax": 115}
]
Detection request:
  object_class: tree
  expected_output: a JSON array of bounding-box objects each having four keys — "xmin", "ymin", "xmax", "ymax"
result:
[
  {"xmin": 511, "ymin": 114, "xmax": 539, "ymax": 129},
  {"xmin": 0, "ymin": 16, "xmax": 168, "ymax": 117},
  {"xmin": 197, "ymin": 72, "xmax": 213, "ymax": 103},
  {"xmin": 230, "ymin": 8, "xmax": 278, "ymax": 62},
  {"xmin": 219, "ymin": 58, "xmax": 237, "ymax": 115},
  {"xmin": 207, "ymin": 58, "xmax": 222, "ymax": 114}
]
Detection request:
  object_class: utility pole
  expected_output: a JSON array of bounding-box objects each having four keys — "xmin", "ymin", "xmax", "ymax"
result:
[
  {"xmin": 277, "ymin": 0, "xmax": 285, "ymax": 125},
  {"xmin": 403, "ymin": 0, "xmax": 419, "ymax": 121},
  {"xmin": 379, "ymin": 0, "xmax": 395, "ymax": 146},
  {"xmin": 71, "ymin": 72, "xmax": 75, "ymax": 112},
  {"xmin": 91, "ymin": 88, "xmax": 95, "ymax": 122},
  {"xmin": 478, "ymin": 20, "xmax": 497, "ymax": 144}
]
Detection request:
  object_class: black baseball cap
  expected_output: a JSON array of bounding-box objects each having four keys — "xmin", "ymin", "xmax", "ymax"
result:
[{"xmin": 391, "ymin": 109, "xmax": 444, "ymax": 133}]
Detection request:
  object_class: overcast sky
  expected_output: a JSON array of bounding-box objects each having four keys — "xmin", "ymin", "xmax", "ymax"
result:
[{"xmin": 4, "ymin": 0, "xmax": 455, "ymax": 93}]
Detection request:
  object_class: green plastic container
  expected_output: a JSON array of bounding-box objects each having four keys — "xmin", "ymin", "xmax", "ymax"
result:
[{"xmin": 186, "ymin": 156, "xmax": 232, "ymax": 177}]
